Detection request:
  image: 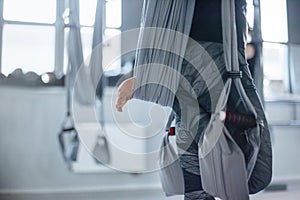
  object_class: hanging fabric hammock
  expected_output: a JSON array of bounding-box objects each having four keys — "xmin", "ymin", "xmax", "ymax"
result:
[
  {"xmin": 67, "ymin": 0, "xmax": 96, "ymax": 105},
  {"xmin": 133, "ymin": 0, "xmax": 195, "ymax": 106},
  {"xmin": 58, "ymin": 0, "xmax": 84, "ymax": 168},
  {"xmin": 59, "ymin": 0, "xmax": 110, "ymax": 167},
  {"xmin": 133, "ymin": 0, "xmax": 272, "ymax": 199}
]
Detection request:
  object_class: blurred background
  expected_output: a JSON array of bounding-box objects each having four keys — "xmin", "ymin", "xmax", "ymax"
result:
[{"xmin": 0, "ymin": 0, "xmax": 299, "ymax": 199}]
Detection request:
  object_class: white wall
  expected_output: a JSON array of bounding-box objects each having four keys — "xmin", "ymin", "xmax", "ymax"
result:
[
  {"xmin": 0, "ymin": 87, "xmax": 162, "ymax": 193},
  {"xmin": 265, "ymin": 98, "xmax": 300, "ymax": 184}
]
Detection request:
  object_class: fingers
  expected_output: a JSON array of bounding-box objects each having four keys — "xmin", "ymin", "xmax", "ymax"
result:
[
  {"xmin": 116, "ymin": 96, "xmax": 126, "ymax": 112},
  {"xmin": 115, "ymin": 91, "xmax": 132, "ymax": 112},
  {"xmin": 115, "ymin": 77, "xmax": 136, "ymax": 112}
]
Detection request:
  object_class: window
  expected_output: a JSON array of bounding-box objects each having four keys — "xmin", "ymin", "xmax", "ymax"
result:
[
  {"xmin": 103, "ymin": 28, "xmax": 122, "ymax": 75},
  {"xmin": 80, "ymin": 27, "xmax": 94, "ymax": 66},
  {"xmin": 104, "ymin": 0, "xmax": 122, "ymax": 75},
  {"xmin": 246, "ymin": 0, "xmax": 290, "ymax": 96},
  {"xmin": 261, "ymin": 0, "xmax": 289, "ymax": 95},
  {"xmin": 263, "ymin": 43, "xmax": 289, "ymax": 95},
  {"xmin": 246, "ymin": 0, "xmax": 254, "ymax": 29},
  {"xmin": 79, "ymin": 0, "xmax": 97, "ymax": 26},
  {"xmin": 2, "ymin": 25, "xmax": 55, "ymax": 76},
  {"xmin": 78, "ymin": 0, "xmax": 97, "ymax": 67},
  {"xmin": 105, "ymin": 0, "xmax": 122, "ymax": 28},
  {"xmin": 3, "ymin": 0, "xmax": 56, "ymax": 23},
  {"xmin": 261, "ymin": 0, "xmax": 288, "ymax": 43},
  {"xmin": 78, "ymin": 0, "xmax": 123, "ymax": 75},
  {"xmin": 0, "ymin": 0, "xmax": 60, "ymax": 77},
  {"xmin": 0, "ymin": 0, "xmax": 123, "ymax": 84}
]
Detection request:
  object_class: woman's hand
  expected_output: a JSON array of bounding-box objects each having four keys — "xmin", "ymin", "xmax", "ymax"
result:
[{"xmin": 115, "ymin": 77, "xmax": 136, "ymax": 112}]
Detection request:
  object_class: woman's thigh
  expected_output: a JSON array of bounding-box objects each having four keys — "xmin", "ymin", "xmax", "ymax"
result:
[{"xmin": 172, "ymin": 41, "xmax": 227, "ymax": 192}]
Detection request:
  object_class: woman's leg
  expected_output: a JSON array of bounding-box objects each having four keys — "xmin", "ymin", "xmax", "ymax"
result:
[
  {"xmin": 173, "ymin": 94, "xmax": 214, "ymax": 200},
  {"xmin": 172, "ymin": 41, "xmax": 227, "ymax": 199},
  {"xmin": 172, "ymin": 62, "xmax": 215, "ymax": 199}
]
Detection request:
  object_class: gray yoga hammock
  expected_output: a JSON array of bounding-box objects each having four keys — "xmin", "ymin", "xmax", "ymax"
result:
[
  {"xmin": 61, "ymin": 0, "xmax": 110, "ymax": 167},
  {"xmin": 133, "ymin": 0, "xmax": 272, "ymax": 199}
]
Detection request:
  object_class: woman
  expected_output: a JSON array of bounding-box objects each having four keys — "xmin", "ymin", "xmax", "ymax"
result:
[{"xmin": 116, "ymin": 0, "xmax": 271, "ymax": 199}]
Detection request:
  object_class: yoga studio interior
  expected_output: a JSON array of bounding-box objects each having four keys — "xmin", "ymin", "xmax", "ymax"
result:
[{"xmin": 0, "ymin": 0, "xmax": 299, "ymax": 199}]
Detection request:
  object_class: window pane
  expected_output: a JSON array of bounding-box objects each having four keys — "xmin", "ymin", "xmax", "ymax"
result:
[
  {"xmin": 263, "ymin": 43, "xmax": 288, "ymax": 80},
  {"xmin": 2, "ymin": 25, "xmax": 55, "ymax": 76},
  {"xmin": 3, "ymin": 0, "xmax": 56, "ymax": 23},
  {"xmin": 103, "ymin": 29, "xmax": 121, "ymax": 75},
  {"xmin": 246, "ymin": 0, "xmax": 254, "ymax": 29},
  {"xmin": 261, "ymin": 0, "xmax": 288, "ymax": 42},
  {"xmin": 106, "ymin": 0, "xmax": 122, "ymax": 28},
  {"xmin": 79, "ymin": 0, "xmax": 97, "ymax": 26},
  {"xmin": 263, "ymin": 43, "xmax": 289, "ymax": 95},
  {"xmin": 63, "ymin": 28, "xmax": 93, "ymax": 73},
  {"xmin": 81, "ymin": 27, "xmax": 94, "ymax": 65}
]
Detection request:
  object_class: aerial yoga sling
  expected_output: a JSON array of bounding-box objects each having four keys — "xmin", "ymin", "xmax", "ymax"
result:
[{"xmin": 133, "ymin": 0, "xmax": 272, "ymax": 199}]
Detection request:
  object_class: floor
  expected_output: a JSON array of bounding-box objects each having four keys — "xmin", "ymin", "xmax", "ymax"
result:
[
  {"xmin": 159, "ymin": 190, "xmax": 300, "ymax": 200},
  {"xmin": 1, "ymin": 189, "xmax": 299, "ymax": 200},
  {"xmin": 117, "ymin": 190, "xmax": 300, "ymax": 200},
  {"xmin": 250, "ymin": 190, "xmax": 300, "ymax": 200}
]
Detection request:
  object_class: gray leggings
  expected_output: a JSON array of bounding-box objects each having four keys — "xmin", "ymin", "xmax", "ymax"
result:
[{"xmin": 172, "ymin": 41, "xmax": 255, "ymax": 199}]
